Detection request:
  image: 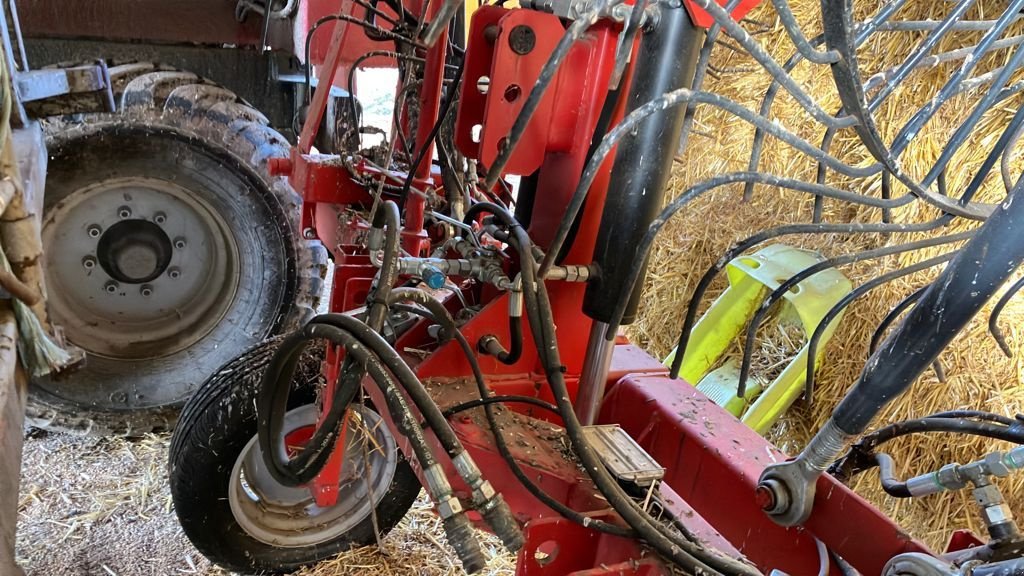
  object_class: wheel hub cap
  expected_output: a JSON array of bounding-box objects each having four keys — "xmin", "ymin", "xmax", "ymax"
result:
[
  {"xmin": 97, "ymin": 219, "xmax": 173, "ymax": 284},
  {"xmin": 228, "ymin": 404, "xmax": 400, "ymax": 548},
  {"xmin": 42, "ymin": 177, "xmax": 240, "ymax": 360}
]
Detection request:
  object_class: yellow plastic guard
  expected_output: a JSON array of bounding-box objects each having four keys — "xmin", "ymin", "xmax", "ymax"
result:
[{"xmin": 663, "ymin": 244, "xmax": 852, "ymax": 434}]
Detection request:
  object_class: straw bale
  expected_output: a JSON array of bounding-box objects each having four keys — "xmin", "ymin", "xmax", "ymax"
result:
[{"xmin": 631, "ymin": 0, "xmax": 1024, "ymax": 550}]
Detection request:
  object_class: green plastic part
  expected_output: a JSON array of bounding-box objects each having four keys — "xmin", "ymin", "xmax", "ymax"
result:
[{"xmin": 663, "ymin": 244, "xmax": 853, "ymax": 434}]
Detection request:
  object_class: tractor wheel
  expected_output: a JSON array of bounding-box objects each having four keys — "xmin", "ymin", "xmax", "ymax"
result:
[
  {"xmin": 168, "ymin": 337, "xmax": 420, "ymax": 574},
  {"xmin": 26, "ymin": 63, "xmax": 328, "ymax": 435}
]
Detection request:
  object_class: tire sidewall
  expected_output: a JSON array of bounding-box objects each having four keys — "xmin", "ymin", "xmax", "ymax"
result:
[
  {"xmin": 31, "ymin": 121, "xmax": 297, "ymax": 433},
  {"xmin": 169, "ymin": 340, "xmax": 420, "ymax": 574}
]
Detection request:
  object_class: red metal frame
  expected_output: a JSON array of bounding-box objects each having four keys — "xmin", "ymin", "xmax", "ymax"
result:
[
  {"xmin": 282, "ymin": 0, "xmax": 953, "ymax": 573},
  {"xmin": 680, "ymin": 0, "xmax": 762, "ymax": 29}
]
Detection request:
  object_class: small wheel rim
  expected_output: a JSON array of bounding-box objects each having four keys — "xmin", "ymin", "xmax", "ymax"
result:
[
  {"xmin": 228, "ymin": 404, "xmax": 400, "ymax": 548},
  {"xmin": 42, "ymin": 176, "xmax": 240, "ymax": 360}
]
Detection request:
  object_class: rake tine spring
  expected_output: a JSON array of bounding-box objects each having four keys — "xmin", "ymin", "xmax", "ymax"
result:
[
  {"xmin": 736, "ymin": 230, "xmax": 975, "ymax": 397},
  {"xmin": 802, "ymin": 252, "xmax": 960, "ymax": 404}
]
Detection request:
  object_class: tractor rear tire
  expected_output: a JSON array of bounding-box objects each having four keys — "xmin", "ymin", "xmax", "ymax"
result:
[{"xmin": 26, "ymin": 63, "xmax": 327, "ymax": 436}]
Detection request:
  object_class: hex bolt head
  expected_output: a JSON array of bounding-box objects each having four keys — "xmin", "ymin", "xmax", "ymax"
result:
[
  {"xmin": 173, "ymin": 237, "xmax": 187, "ymax": 250},
  {"xmin": 302, "ymin": 228, "xmax": 317, "ymax": 240},
  {"xmin": 140, "ymin": 284, "xmax": 153, "ymax": 297},
  {"xmin": 508, "ymin": 25, "xmax": 536, "ymax": 55},
  {"xmin": 82, "ymin": 256, "xmax": 97, "ymax": 270},
  {"xmin": 104, "ymin": 281, "xmax": 119, "ymax": 294},
  {"xmin": 118, "ymin": 206, "xmax": 132, "ymax": 219},
  {"xmin": 87, "ymin": 224, "xmax": 103, "ymax": 238},
  {"xmin": 168, "ymin": 267, "xmax": 181, "ymax": 280},
  {"xmin": 153, "ymin": 212, "xmax": 167, "ymax": 225}
]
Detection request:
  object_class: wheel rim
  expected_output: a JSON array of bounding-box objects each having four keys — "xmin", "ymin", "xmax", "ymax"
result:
[
  {"xmin": 42, "ymin": 176, "xmax": 240, "ymax": 360},
  {"xmin": 228, "ymin": 404, "xmax": 400, "ymax": 548}
]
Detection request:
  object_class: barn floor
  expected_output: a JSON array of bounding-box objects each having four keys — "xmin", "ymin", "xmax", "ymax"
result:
[{"xmin": 15, "ymin": 430, "xmax": 515, "ymax": 576}]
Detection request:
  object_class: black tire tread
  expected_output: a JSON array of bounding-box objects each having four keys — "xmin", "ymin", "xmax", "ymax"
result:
[
  {"xmin": 26, "ymin": 62, "xmax": 328, "ymax": 436},
  {"xmin": 168, "ymin": 338, "xmax": 420, "ymax": 574}
]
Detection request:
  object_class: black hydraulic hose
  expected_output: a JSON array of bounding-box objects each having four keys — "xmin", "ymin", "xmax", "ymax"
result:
[
  {"xmin": 474, "ymin": 202, "xmax": 761, "ymax": 575},
  {"xmin": 257, "ymin": 200, "xmax": 401, "ymax": 487},
  {"xmin": 929, "ymin": 410, "xmax": 1018, "ymax": 426},
  {"xmin": 344, "ymin": 51, "xmax": 425, "ymax": 127},
  {"xmin": 305, "ymin": 16, "xmax": 419, "ymax": 104},
  {"xmin": 442, "ymin": 394, "xmax": 559, "ymax": 418},
  {"xmin": 257, "ymin": 195, "xmax": 405, "ymax": 487},
  {"xmin": 395, "ymin": 302, "xmax": 635, "ymax": 538},
  {"xmin": 831, "ymin": 179, "xmax": 1024, "ymax": 436},
  {"xmin": 830, "ymin": 413, "xmax": 1024, "ymax": 480},
  {"xmin": 855, "ymin": 418, "xmax": 1024, "ymax": 450},
  {"xmin": 735, "ymin": 230, "xmax": 974, "ymax": 396},
  {"xmin": 873, "ymin": 453, "xmax": 912, "ymax": 498},
  {"xmin": 258, "ymin": 321, "xmax": 439, "ymax": 486},
  {"xmin": 479, "ymin": 314, "xmax": 523, "ymax": 365},
  {"xmin": 314, "ymin": 311, "xmax": 468, "ymax": 464},
  {"xmin": 399, "ymin": 51, "xmax": 465, "ymax": 212},
  {"xmin": 369, "ymin": 201, "xmax": 402, "ymax": 330}
]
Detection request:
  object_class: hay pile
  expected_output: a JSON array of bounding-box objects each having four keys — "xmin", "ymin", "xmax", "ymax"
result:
[
  {"xmin": 632, "ymin": 0, "xmax": 1024, "ymax": 550},
  {"xmin": 17, "ymin": 431, "xmax": 514, "ymax": 575}
]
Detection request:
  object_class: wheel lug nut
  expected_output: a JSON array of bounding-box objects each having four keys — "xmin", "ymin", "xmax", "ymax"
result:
[
  {"xmin": 87, "ymin": 224, "xmax": 102, "ymax": 238},
  {"xmin": 81, "ymin": 256, "xmax": 97, "ymax": 270},
  {"xmin": 140, "ymin": 284, "xmax": 153, "ymax": 297},
  {"xmin": 173, "ymin": 237, "xmax": 186, "ymax": 250},
  {"xmin": 153, "ymin": 212, "xmax": 166, "ymax": 224},
  {"xmin": 104, "ymin": 281, "xmax": 119, "ymax": 294},
  {"xmin": 168, "ymin": 267, "xmax": 181, "ymax": 280},
  {"xmin": 118, "ymin": 206, "xmax": 132, "ymax": 219}
]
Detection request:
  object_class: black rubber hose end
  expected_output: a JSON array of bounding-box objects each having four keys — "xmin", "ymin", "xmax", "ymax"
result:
[
  {"xmin": 480, "ymin": 494, "xmax": 525, "ymax": 553},
  {"xmin": 443, "ymin": 513, "xmax": 487, "ymax": 573}
]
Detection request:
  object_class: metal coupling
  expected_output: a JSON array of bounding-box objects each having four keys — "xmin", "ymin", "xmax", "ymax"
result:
[
  {"xmin": 423, "ymin": 463, "xmax": 462, "ymax": 519},
  {"xmin": 451, "ymin": 452, "xmax": 524, "ymax": 553},
  {"xmin": 1007, "ymin": 446, "xmax": 1024, "ymax": 471},
  {"xmin": 972, "ymin": 479, "xmax": 1019, "ymax": 540},
  {"xmin": 453, "ymin": 451, "xmax": 484, "ymax": 486},
  {"xmin": 758, "ymin": 418, "xmax": 853, "ymax": 526},
  {"xmin": 905, "ymin": 462, "xmax": 965, "ymax": 498},
  {"xmin": 397, "ymin": 257, "xmax": 475, "ymax": 279},
  {"xmin": 508, "ymin": 274, "xmax": 523, "ymax": 317},
  {"xmin": 478, "ymin": 334, "xmax": 509, "ymax": 357}
]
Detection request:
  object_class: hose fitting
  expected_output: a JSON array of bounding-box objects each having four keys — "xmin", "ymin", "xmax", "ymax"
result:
[{"xmin": 452, "ymin": 452, "xmax": 524, "ymax": 552}]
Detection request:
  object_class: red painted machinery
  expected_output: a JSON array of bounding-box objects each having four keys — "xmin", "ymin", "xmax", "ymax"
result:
[{"xmin": 167, "ymin": 0, "xmax": 1024, "ymax": 575}]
